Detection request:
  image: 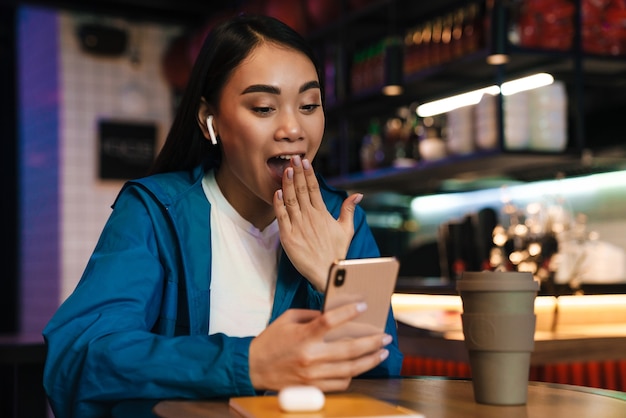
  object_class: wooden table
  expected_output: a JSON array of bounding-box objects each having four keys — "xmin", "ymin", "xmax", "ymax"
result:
[{"xmin": 152, "ymin": 378, "xmax": 626, "ymax": 418}]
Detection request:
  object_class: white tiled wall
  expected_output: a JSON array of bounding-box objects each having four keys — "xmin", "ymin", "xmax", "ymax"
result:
[{"xmin": 58, "ymin": 13, "xmax": 182, "ymax": 301}]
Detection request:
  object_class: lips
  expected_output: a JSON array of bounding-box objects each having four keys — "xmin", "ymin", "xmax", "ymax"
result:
[{"xmin": 267, "ymin": 154, "xmax": 304, "ymax": 180}]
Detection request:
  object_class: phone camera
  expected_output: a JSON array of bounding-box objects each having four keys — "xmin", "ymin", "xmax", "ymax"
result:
[{"xmin": 334, "ymin": 269, "xmax": 346, "ymax": 287}]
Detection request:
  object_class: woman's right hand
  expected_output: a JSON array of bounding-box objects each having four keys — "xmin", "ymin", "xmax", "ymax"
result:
[
  {"xmin": 273, "ymin": 156, "xmax": 362, "ymax": 292},
  {"xmin": 248, "ymin": 302, "xmax": 392, "ymax": 392}
]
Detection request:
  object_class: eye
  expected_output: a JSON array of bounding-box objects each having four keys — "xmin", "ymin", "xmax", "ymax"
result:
[
  {"xmin": 252, "ymin": 106, "xmax": 274, "ymax": 116},
  {"xmin": 301, "ymin": 104, "xmax": 321, "ymax": 113}
]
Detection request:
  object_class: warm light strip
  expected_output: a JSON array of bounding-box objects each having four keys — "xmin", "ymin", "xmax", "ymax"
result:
[
  {"xmin": 557, "ymin": 294, "xmax": 626, "ymax": 308},
  {"xmin": 391, "ymin": 293, "xmax": 557, "ymax": 311},
  {"xmin": 416, "ymin": 73, "xmax": 554, "ymax": 117},
  {"xmin": 391, "ymin": 294, "xmax": 462, "ymax": 310}
]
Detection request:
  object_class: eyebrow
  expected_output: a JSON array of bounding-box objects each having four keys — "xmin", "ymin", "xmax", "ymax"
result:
[{"xmin": 241, "ymin": 80, "xmax": 321, "ymax": 95}]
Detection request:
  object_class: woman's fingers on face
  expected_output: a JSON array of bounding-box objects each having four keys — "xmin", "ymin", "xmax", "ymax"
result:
[
  {"xmin": 290, "ymin": 155, "xmax": 312, "ymax": 209},
  {"xmin": 279, "ymin": 156, "xmax": 324, "ymax": 219},
  {"xmin": 302, "ymin": 158, "xmax": 325, "ymax": 209},
  {"xmin": 273, "ymin": 189, "xmax": 292, "ymax": 229},
  {"xmin": 280, "ymin": 166, "xmax": 302, "ymax": 217}
]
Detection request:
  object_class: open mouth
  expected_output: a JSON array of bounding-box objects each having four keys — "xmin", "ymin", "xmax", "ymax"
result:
[{"xmin": 267, "ymin": 154, "xmax": 304, "ymax": 180}]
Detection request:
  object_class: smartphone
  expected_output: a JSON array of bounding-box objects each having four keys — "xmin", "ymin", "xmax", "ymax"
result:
[{"xmin": 322, "ymin": 257, "xmax": 399, "ymax": 341}]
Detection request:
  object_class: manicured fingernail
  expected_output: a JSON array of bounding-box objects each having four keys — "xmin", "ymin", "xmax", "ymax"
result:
[
  {"xmin": 382, "ymin": 334, "xmax": 392, "ymax": 345},
  {"xmin": 286, "ymin": 167, "xmax": 293, "ymax": 179},
  {"xmin": 356, "ymin": 302, "xmax": 367, "ymax": 312},
  {"xmin": 354, "ymin": 193, "xmax": 363, "ymax": 204},
  {"xmin": 277, "ymin": 189, "xmax": 283, "ymax": 200},
  {"xmin": 380, "ymin": 349, "xmax": 389, "ymax": 361},
  {"xmin": 292, "ymin": 155, "xmax": 301, "ymax": 167},
  {"xmin": 302, "ymin": 158, "xmax": 311, "ymax": 170}
]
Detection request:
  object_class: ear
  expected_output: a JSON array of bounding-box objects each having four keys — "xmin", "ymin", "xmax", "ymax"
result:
[{"xmin": 197, "ymin": 98, "xmax": 217, "ymax": 141}]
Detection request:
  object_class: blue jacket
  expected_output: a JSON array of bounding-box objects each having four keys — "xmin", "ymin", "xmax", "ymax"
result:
[{"xmin": 43, "ymin": 165, "xmax": 403, "ymax": 418}]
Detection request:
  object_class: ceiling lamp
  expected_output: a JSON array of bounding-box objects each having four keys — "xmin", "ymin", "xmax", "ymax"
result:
[
  {"xmin": 486, "ymin": 0, "xmax": 510, "ymax": 65},
  {"xmin": 382, "ymin": 36, "xmax": 404, "ymax": 96}
]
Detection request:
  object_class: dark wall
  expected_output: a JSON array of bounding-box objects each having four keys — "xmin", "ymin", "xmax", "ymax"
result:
[{"xmin": 0, "ymin": 4, "xmax": 19, "ymax": 334}]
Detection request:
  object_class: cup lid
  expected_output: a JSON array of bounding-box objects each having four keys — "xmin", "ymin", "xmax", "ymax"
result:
[{"xmin": 456, "ymin": 271, "xmax": 539, "ymax": 292}]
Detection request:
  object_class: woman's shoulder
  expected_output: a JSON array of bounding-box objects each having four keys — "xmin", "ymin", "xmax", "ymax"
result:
[{"xmin": 116, "ymin": 165, "xmax": 205, "ymax": 207}]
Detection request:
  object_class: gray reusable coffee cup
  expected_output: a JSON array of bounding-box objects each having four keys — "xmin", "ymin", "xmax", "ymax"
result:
[{"xmin": 457, "ymin": 271, "xmax": 540, "ymax": 405}]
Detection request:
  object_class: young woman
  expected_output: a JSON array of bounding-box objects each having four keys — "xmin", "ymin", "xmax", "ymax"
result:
[{"xmin": 43, "ymin": 14, "xmax": 403, "ymax": 418}]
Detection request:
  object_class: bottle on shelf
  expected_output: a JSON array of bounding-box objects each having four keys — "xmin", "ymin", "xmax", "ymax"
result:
[
  {"xmin": 362, "ymin": 45, "xmax": 375, "ymax": 91},
  {"xmin": 407, "ymin": 111, "xmax": 424, "ymax": 164},
  {"xmin": 350, "ymin": 49, "xmax": 365, "ymax": 94},
  {"xmin": 404, "ymin": 25, "xmax": 424, "ymax": 75},
  {"xmin": 350, "ymin": 40, "xmax": 386, "ymax": 94},
  {"xmin": 387, "ymin": 107, "xmax": 418, "ymax": 168},
  {"xmin": 360, "ymin": 119, "xmax": 385, "ymax": 172},
  {"xmin": 451, "ymin": 8, "xmax": 465, "ymax": 58},
  {"xmin": 371, "ymin": 40, "xmax": 385, "ymax": 90},
  {"xmin": 420, "ymin": 21, "xmax": 433, "ymax": 70},
  {"xmin": 462, "ymin": 3, "xmax": 483, "ymax": 54},
  {"xmin": 418, "ymin": 116, "xmax": 447, "ymax": 161},
  {"xmin": 440, "ymin": 13, "xmax": 454, "ymax": 63},
  {"xmin": 431, "ymin": 17, "xmax": 443, "ymax": 66},
  {"xmin": 402, "ymin": 1, "xmax": 487, "ymax": 78}
]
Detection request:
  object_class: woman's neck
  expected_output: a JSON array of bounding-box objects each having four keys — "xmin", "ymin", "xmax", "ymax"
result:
[{"xmin": 214, "ymin": 169, "xmax": 276, "ymax": 230}]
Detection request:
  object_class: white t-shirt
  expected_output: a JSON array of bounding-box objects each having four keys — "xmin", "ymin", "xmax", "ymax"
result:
[{"xmin": 202, "ymin": 170, "xmax": 280, "ymax": 337}]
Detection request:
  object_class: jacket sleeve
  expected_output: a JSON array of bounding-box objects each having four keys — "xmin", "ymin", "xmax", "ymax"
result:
[
  {"xmin": 42, "ymin": 186, "xmax": 256, "ymax": 418},
  {"xmin": 347, "ymin": 205, "xmax": 404, "ymax": 377}
]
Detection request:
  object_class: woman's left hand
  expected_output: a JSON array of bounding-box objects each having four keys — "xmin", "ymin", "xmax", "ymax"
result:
[{"xmin": 273, "ymin": 155, "xmax": 363, "ymax": 291}]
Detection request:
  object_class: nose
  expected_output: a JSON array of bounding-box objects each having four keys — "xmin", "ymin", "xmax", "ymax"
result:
[{"xmin": 274, "ymin": 109, "xmax": 304, "ymax": 142}]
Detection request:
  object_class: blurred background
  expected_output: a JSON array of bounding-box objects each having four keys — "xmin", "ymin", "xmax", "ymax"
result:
[{"xmin": 3, "ymin": 1, "xmax": 626, "ymax": 416}]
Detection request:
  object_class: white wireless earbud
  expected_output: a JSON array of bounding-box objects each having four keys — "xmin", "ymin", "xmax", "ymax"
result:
[{"xmin": 206, "ymin": 115, "xmax": 218, "ymax": 145}]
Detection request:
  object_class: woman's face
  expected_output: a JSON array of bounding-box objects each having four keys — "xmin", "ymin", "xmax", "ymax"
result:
[{"xmin": 203, "ymin": 42, "xmax": 324, "ymax": 220}]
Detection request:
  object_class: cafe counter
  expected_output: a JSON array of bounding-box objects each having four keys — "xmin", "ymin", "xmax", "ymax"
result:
[{"xmin": 392, "ymin": 293, "xmax": 626, "ymax": 391}]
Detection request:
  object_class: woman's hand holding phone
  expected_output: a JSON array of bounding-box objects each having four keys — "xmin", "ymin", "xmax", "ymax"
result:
[{"xmin": 248, "ymin": 303, "xmax": 391, "ymax": 393}]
